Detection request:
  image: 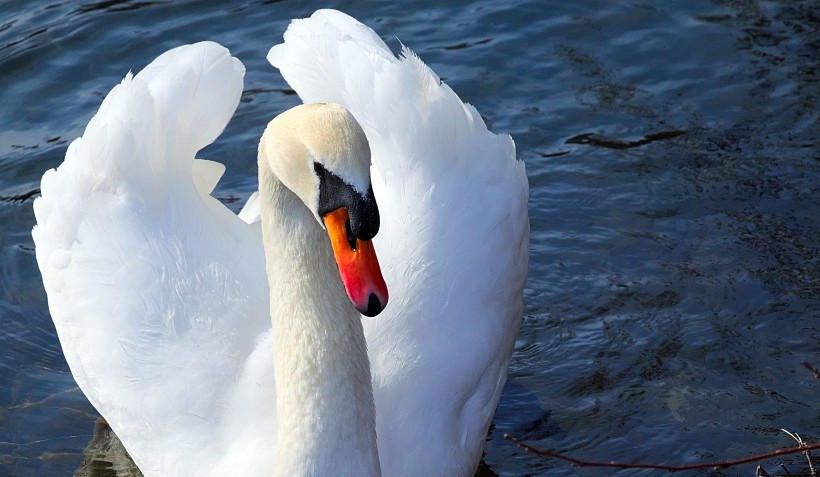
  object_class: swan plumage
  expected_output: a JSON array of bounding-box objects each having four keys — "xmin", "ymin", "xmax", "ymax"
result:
[{"xmin": 34, "ymin": 9, "xmax": 528, "ymax": 477}]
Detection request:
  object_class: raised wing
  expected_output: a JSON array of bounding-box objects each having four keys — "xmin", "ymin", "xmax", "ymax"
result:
[
  {"xmin": 33, "ymin": 42, "xmax": 275, "ymax": 476},
  {"xmin": 269, "ymin": 10, "xmax": 529, "ymax": 476}
]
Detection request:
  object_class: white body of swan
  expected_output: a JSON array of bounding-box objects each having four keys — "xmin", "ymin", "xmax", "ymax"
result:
[{"xmin": 33, "ymin": 9, "xmax": 528, "ymax": 477}]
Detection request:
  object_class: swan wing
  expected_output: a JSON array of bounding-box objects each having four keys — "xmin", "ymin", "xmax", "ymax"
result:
[
  {"xmin": 33, "ymin": 42, "xmax": 275, "ymax": 476},
  {"xmin": 269, "ymin": 10, "xmax": 529, "ymax": 476}
]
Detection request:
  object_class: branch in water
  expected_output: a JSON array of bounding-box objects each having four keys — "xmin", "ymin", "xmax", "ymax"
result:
[
  {"xmin": 802, "ymin": 361, "xmax": 820, "ymax": 380},
  {"xmin": 503, "ymin": 434, "xmax": 820, "ymax": 472}
]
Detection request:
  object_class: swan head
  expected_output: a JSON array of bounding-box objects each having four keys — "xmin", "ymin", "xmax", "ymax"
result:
[{"xmin": 260, "ymin": 102, "xmax": 388, "ymax": 317}]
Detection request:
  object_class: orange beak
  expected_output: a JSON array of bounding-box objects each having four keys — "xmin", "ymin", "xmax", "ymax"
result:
[{"xmin": 323, "ymin": 208, "xmax": 388, "ymax": 316}]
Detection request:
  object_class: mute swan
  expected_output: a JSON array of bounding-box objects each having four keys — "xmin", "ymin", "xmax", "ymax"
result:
[{"xmin": 33, "ymin": 9, "xmax": 528, "ymax": 477}]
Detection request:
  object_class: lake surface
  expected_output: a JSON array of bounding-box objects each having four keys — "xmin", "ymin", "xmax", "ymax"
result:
[{"xmin": 1, "ymin": 0, "xmax": 817, "ymax": 476}]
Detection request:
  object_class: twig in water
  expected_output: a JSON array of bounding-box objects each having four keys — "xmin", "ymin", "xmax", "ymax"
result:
[
  {"xmin": 782, "ymin": 429, "xmax": 816, "ymax": 477},
  {"xmin": 504, "ymin": 433, "xmax": 820, "ymax": 473},
  {"xmin": 802, "ymin": 362, "xmax": 820, "ymax": 380}
]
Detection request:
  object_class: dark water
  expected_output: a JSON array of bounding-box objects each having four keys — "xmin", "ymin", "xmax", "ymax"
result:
[{"xmin": 1, "ymin": 1, "xmax": 818, "ymax": 476}]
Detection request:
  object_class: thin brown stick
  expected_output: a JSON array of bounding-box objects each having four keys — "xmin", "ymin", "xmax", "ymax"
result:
[
  {"xmin": 503, "ymin": 434, "xmax": 820, "ymax": 472},
  {"xmin": 802, "ymin": 362, "xmax": 820, "ymax": 380}
]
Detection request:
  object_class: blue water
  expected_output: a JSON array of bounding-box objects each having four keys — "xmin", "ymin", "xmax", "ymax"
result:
[{"xmin": 1, "ymin": 1, "xmax": 818, "ymax": 476}]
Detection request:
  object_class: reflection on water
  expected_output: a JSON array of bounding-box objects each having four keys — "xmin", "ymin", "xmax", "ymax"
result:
[
  {"xmin": 73, "ymin": 420, "xmax": 141, "ymax": 477},
  {"xmin": 1, "ymin": 0, "xmax": 817, "ymax": 476}
]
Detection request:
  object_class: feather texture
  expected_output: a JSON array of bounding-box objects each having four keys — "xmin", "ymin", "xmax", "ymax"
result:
[{"xmin": 34, "ymin": 10, "xmax": 528, "ymax": 477}]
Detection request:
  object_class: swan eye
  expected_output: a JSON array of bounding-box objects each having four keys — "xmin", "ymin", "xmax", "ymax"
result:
[{"xmin": 345, "ymin": 218, "xmax": 357, "ymax": 251}]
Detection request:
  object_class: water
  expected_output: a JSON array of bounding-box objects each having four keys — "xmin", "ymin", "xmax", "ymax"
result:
[{"xmin": 1, "ymin": 1, "xmax": 817, "ymax": 476}]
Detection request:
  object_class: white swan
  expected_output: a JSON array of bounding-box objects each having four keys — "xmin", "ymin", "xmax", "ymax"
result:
[{"xmin": 33, "ymin": 9, "xmax": 528, "ymax": 477}]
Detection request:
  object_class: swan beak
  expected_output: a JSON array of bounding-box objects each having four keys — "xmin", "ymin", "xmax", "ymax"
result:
[{"xmin": 323, "ymin": 207, "xmax": 389, "ymax": 317}]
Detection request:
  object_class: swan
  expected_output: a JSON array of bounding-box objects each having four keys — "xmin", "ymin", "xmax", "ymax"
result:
[{"xmin": 33, "ymin": 9, "xmax": 528, "ymax": 477}]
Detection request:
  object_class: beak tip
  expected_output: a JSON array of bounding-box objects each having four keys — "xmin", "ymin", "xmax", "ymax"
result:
[{"xmin": 359, "ymin": 293, "xmax": 385, "ymax": 317}]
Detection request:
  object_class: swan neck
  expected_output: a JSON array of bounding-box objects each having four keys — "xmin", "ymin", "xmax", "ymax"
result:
[{"xmin": 258, "ymin": 153, "xmax": 381, "ymax": 477}]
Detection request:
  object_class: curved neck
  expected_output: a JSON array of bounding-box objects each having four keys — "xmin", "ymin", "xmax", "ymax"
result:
[{"xmin": 258, "ymin": 157, "xmax": 381, "ymax": 477}]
